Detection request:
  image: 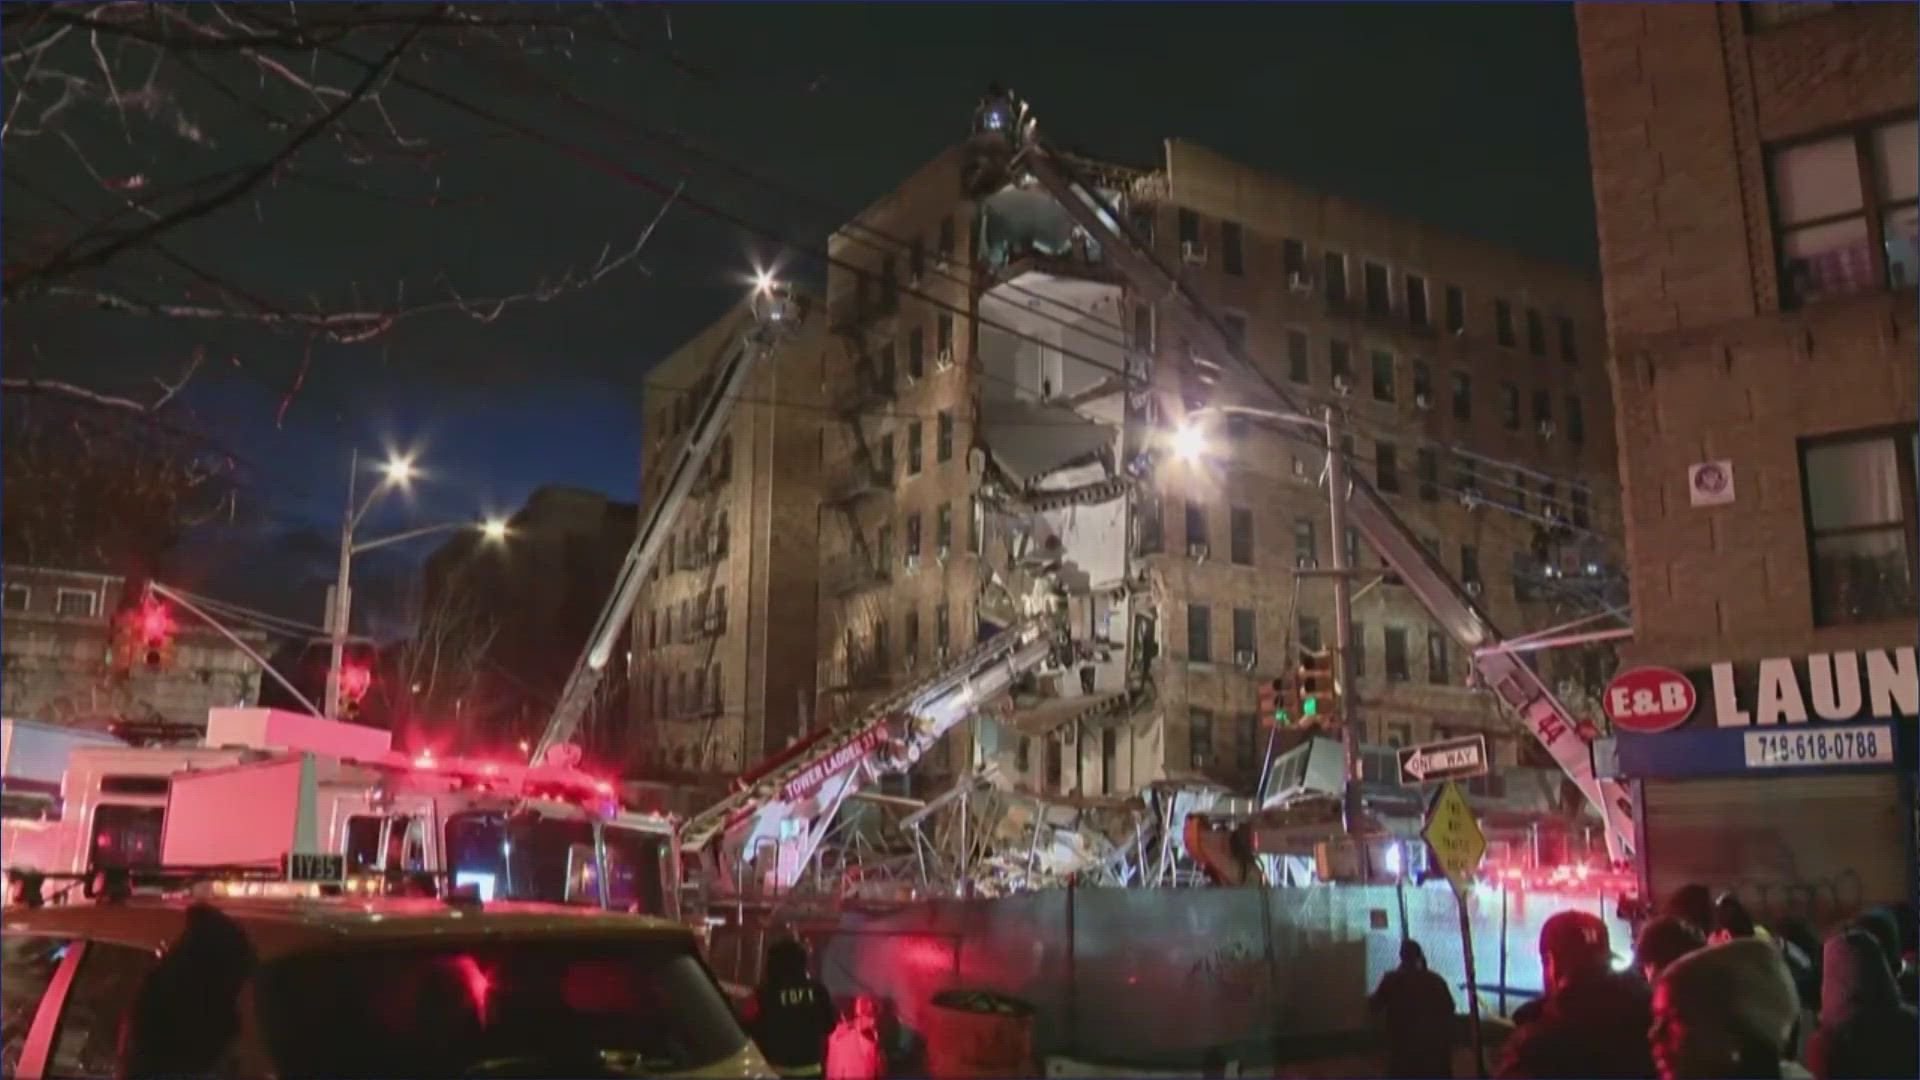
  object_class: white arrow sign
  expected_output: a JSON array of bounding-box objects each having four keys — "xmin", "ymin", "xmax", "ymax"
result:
[{"xmin": 1398, "ymin": 734, "xmax": 1489, "ymax": 786}]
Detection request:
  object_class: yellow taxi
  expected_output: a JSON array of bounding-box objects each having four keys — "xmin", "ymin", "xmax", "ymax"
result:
[{"xmin": 3, "ymin": 885, "xmax": 776, "ymax": 1079}]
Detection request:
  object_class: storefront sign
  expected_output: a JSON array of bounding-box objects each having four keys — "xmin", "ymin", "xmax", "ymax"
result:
[
  {"xmin": 782, "ymin": 722, "xmax": 890, "ymax": 803},
  {"xmin": 1603, "ymin": 666, "xmax": 1697, "ymax": 734},
  {"xmin": 1709, "ymin": 648, "xmax": 1916, "ymax": 728},
  {"xmin": 1612, "ymin": 721, "xmax": 1904, "ymax": 780}
]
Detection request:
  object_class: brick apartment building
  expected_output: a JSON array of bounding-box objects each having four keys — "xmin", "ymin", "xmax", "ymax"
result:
[
  {"xmin": 0, "ymin": 566, "xmax": 267, "ymax": 731},
  {"xmin": 1576, "ymin": 1, "xmax": 1917, "ymax": 923},
  {"xmin": 803, "ymin": 133, "xmax": 1622, "ymax": 805},
  {"xmin": 631, "ymin": 304, "xmax": 826, "ymax": 773}
]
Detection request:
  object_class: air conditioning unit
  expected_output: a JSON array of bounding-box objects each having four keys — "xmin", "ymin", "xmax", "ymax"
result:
[
  {"xmin": 1459, "ymin": 488, "xmax": 1484, "ymax": 510},
  {"xmin": 904, "ymin": 554, "xmax": 922, "ymax": 572},
  {"xmin": 1235, "ymin": 648, "xmax": 1257, "ymax": 670},
  {"xmin": 1537, "ymin": 419, "xmax": 1558, "ymax": 438},
  {"xmin": 1464, "ymin": 580, "xmax": 1484, "ymax": 597},
  {"xmin": 1288, "ymin": 271, "xmax": 1314, "ymax": 295},
  {"xmin": 1414, "ymin": 391, "xmax": 1432, "ymax": 411},
  {"xmin": 1296, "ymin": 556, "xmax": 1319, "ymax": 570},
  {"xmin": 908, "ymin": 271, "xmax": 924, "ymax": 288},
  {"xmin": 1187, "ymin": 541, "xmax": 1210, "ymax": 561},
  {"xmin": 1333, "ymin": 375, "xmax": 1353, "ymax": 396},
  {"xmin": 1181, "ymin": 241, "xmax": 1208, "ymax": 266},
  {"xmin": 936, "ymin": 347, "xmax": 955, "ymax": 369}
]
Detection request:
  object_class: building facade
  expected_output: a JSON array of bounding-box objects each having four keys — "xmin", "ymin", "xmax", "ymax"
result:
[
  {"xmin": 630, "ymin": 304, "xmax": 826, "ymax": 774},
  {"xmin": 0, "ymin": 566, "xmax": 266, "ymax": 731},
  {"xmin": 422, "ymin": 486, "xmax": 638, "ymax": 756},
  {"xmin": 1576, "ymin": 1, "xmax": 1917, "ymax": 925},
  {"xmin": 811, "ymin": 133, "xmax": 1622, "ymax": 807}
]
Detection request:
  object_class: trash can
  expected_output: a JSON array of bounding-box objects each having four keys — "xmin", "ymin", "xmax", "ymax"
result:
[{"xmin": 923, "ymin": 988, "xmax": 1036, "ymax": 1079}]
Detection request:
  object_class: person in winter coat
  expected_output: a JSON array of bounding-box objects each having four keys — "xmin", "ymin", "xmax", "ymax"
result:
[
  {"xmin": 751, "ymin": 939, "xmax": 839, "ymax": 1078},
  {"xmin": 1651, "ymin": 938, "xmax": 1807, "ymax": 1080},
  {"xmin": 1497, "ymin": 911, "xmax": 1656, "ymax": 1079},
  {"xmin": 1669, "ymin": 885, "xmax": 1717, "ymax": 938},
  {"xmin": 117, "ymin": 904, "xmax": 258, "ymax": 1080},
  {"xmin": 1638, "ymin": 917, "xmax": 1708, "ymax": 987},
  {"xmin": 1370, "ymin": 939, "xmax": 1458, "ymax": 1078},
  {"xmin": 1805, "ymin": 930, "xmax": 1919, "ymax": 1080},
  {"xmin": 825, "ymin": 994, "xmax": 885, "ymax": 1080}
]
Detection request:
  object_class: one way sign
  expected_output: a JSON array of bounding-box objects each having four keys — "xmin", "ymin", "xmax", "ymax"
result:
[{"xmin": 1397, "ymin": 734, "xmax": 1490, "ymax": 787}]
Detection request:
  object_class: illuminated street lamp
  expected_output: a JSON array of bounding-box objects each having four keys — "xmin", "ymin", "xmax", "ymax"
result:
[
  {"xmin": 1170, "ymin": 421, "xmax": 1210, "ymax": 465},
  {"xmin": 324, "ymin": 448, "xmax": 507, "ymax": 721}
]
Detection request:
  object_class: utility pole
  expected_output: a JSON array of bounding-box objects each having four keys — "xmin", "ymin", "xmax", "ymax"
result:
[
  {"xmin": 324, "ymin": 449, "xmax": 358, "ymax": 721},
  {"xmin": 1324, "ymin": 405, "xmax": 1363, "ymax": 836}
]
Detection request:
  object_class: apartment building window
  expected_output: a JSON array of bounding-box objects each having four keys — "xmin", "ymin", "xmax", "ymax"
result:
[
  {"xmin": 1017, "ymin": 736, "xmax": 1032, "ymax": 774},
  {"xmin": 1129, "ymin": 206, "xmax": 1156, "ymax": 247},
  {"xmin": 1417, "ymin": 448, "xmax": 1439, "ymax": 502},
  {"xmin": 937, "ymin": 215, "xmax": 956, "ymax": 260},
  {"xmin": 712, "ymin": 586, "xmax": 729, "ymax": 634},
  {"xmin": 1101, "ymin": 729, "xmax": 1119, "ymax": 795},
  {"xmin": 1569, "ymin": 488, "xmax": 1590, "ymax": 530},
  {"xmin": 1557, "ymin": 315, "xmax": 1578, "ymax": 362},
  {"xmin": 904, "ymin": 610, "xmax": 920, "ymax": 664},
  {"xmin": 905, "ymin": 513, "xmax": 922, "ymax": 559},
  {"xmin": 1539, "ymin": 481, "xmax": 1560, "ymax": 520},
  {"xmin": 1187, "ymin": 604, "xmax": 1212, "ymax": 663},
  {"xmin": 907, "ymin": 420, "xmax": 923, "ymax": 474},
  {"xmin": 878, "ymin": 341, "xmax": 897, "ymax": 388},
  {"xmin": 935, "ymin": 503, "xmax": 953, "ymax": 556},
  {"xmin": 1138, "ymin": 497, "xmax": 1165, "ymax": 554},
  {"xmin": 1500, "ymin": 383, "xmax": 1521, "ymax": 430},
  {"xmin": 1189, "ymin": 708, "xmax": 1214, "ymax": 770},
  {"xmin": 1229, "ymin": 506, "xmax": 1254, "ymax": 566},
  {"xmin": 1343, "ymin": 525, "xmax": 1361, "ymax": 569},
  {"xmin": 3, "ymin": 583, "xmax": 27, "ymax": 612},
  {"xmin": 1232, "ymin": 608, "xmax": 1257, "ymax": 657},
  {"xmin": 1323, "ymin": 251, "xmax": 1349, "ymax": 303},
  {"xmin": 1428, "ymin": 632, "xmax": 1450, "ymax": 685},
  {"xmin": 1405, "ymin": 273, "xmax": 1430, "ymax": 328},
  {"xmin": 691, "ymin": 668, "xmax": 707, "ymax": 715},
  {"xmin": 1445, "ymin": 285, "xmax": 1466, "ymax": 334},
  {"xmin": 1363, "ymin": 261, "xmax": 1392, "ymax": 317},
  {"xmin": 936, "ymin": 313, "xmax": 955, "ymax": 360},
  {"xmin": 1801, "ymin": 426, "xmax": 1920, "ymax": 626},
  {"xmin": 908, "ymin": 326, "xmax": 925, "ymax": 380},
  {"xmin": 1297, "ymin": 614, "xmax": 1322, "ymax": 652},
  {"xmin": 1526, "ymin": 308, "xmax": 1547, "ymax": 356},
  {"xmin": 934, "ymin": 602, "xmax": 951, "ymax": 654},
  {"xmin": 1495, "ymin": 299, "xmax": 1516, "ymax": 347},
  {"xmin": 908, "ymin": 235, "xmax": 925, "ymax": 281},
  {"xmin": 1134, "ymin": 304, "xmax": 1155, "ymax": 354},
  {"xmin": 1533, "ymin": 389, "xmax": 1553, "ymax": 429},
  {"xmin": 1461, "ymin": 545, "xmax": 1482, "ymax": 590},
  {"xmin": 1410, "ymin": 359, "xmax": 1432, "ymax": 406},
  {"xmin": 1376, "ymin": 442, "xmax": 1400, "ymax": 493},
  {"xmin": 1045, "ymin": 738, "xmax": 1063, "ymax": 790},
  {"xmin": 1384, "ymin": 626, "xmax": 1411, "ymax": 682},
  {"xmin": 1178, "ymin": 208, "xmax": 1200, "ymax": 247},
  {"xmin": 967, "ymin": 498, "xmax": 981, "ymax": 554},
  {"xmin": 1282, "ymin": 238, "xmax": 1307, "ymax": 279},
  {"xmin": 1348, "ymin": 623, "xmax": 1367, "ymax": 683},
  {"xmin": 1293, "ymin": 518, "xmax": 1317, "ymax": 567},
  {"xmin": 1370, "ymin": 350, "xmax": 1395, "ymax": 402},
  {"xmin": 1222, "ymin": 313, "xmax": 1248, "ymax": 356},
  {"xmin": 877, "ymin": 431, "xmax": 895, "ymax": 479},
  {"xmin": 1287, "ymin": 330, "xmax": 1310, "ymax": 383},
  {"xmin": 875, "ymin": 523, "xmax": 894, "ymax": 569},
  {"xmin": 1769, "ymin": 116, "xmax": 1919, "ymax": 305},
  {"xmin": 1330, "ymin": 340, "xmax": 1353, "ymax": 387},
  {"xmin": 1510, "ymin": 470, "xmax": 1528, "ymax": 511},
  {"xmin": 1221, "ymin": 221, "xmax": 1244, "ymax": 276},
  {"xmin": 1451, "ymin": 371, "xmax": 1472, "ymax": 421},
  {"xmin": 1455, "ymin": 453, "xmax": 1478, "ymax": 497},
  {"xmin": 880, "ymin": 256, "xmax": 898, "ymax": 308},
  {"xmin": 936, "ymin": 410, "xmax": 954, "ymax": 463},
  {"xmin": 1185, "ymin": 500, "xmax": 1209, "ymax": 552},
  {"xmin": 55, "ymin": 588, "xmax": 98, "ymax": 619}
]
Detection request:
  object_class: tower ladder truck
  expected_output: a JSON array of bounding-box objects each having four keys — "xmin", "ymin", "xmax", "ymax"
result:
[{"xmin": 968, "ymin": 88, "xmax": 1637, "ymax": 865}]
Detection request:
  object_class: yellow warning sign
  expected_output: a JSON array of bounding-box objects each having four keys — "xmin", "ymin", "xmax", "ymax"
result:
[{"xmin": 1421, "ymin": 780, "xmax": 1487, "ymax": 898}]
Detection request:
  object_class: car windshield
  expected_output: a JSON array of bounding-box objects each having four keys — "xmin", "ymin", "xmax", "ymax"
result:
[{"xmin": 253, "ymin": 938, "xmax": 748, "ymax": 1079}]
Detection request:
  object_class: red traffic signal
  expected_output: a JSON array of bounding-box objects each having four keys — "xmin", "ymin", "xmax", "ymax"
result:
[
  {"xmin": 339, "ymin": 662, "xmax": 373, "ymax": 702},
  {"xmin": 119, "ymin": 599, "xmax": 177, "ymax": 670}
]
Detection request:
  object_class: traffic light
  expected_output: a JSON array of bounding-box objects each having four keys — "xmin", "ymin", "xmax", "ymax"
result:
[
  {"xmin": 1258, "ymin": 676, "xmax": 1297, "ymax": 727},
  {"xmin": 1295, "ymin": 648, "xmax": 1340, "ymax": 726},
  {"xmin": 112, "ymin": 598, "xmax": 176, "ymax": 672},
  {"xmin": 339, "ymin": 660, "xmax": 372, "ymax": 720}
]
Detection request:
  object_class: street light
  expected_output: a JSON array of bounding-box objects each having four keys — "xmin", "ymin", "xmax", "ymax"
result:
[
  {"xmin": 324, "ymin": 448, "xmax": 506, "ymax": 721},
  {"xmin": 1170, "ymin": 421, "xmax": 1210, "ymax": 465}
]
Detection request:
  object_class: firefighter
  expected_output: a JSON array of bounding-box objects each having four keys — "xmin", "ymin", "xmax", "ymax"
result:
[{"xmin": 751, "ymin": 938, "xmax": 837, "ymax": 1078}]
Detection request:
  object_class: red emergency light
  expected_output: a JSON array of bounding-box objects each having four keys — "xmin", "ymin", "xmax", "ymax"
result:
[{"xmin": 339, "ymin": 662, "xmax": 373, "ymax": 701}]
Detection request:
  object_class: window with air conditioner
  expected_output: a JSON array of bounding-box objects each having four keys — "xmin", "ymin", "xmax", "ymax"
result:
[
  {"xmin": 935, "ymin": 503, "xmax": 953, "ymax": 556},
  {"xmin": 1461, "ymin": 545, "xmax": 1482, "ymax": 591},
  {"xmin": 1187, "ymin": 604, "xmax": 1212, "ymax": 663},
  {"xmin": 1293, "ymin": 518, "xmax": 1317, "ymax": 567},
  {"xmin": 1287, "ymin": 330, "xmax": 1310, "ymax": 384},
  {"xmin": 905, "ymin": 513, "xmax": 922, "ymax": 558},
  {"xmin": 936, "ymin": 313, "xmax": 955, "ymax": 363},
  {"xmin": 938, "ymin": 215, "xmax": 956, "ymax": 261},
  {"xmin": 1330, "ymin": 340, "xmax": 1353, "ymax": 387},
  {"xmin": 1533, "ymin": 389, "xmax": 1554, "ymax": 429},
  {"xmin": 1185, "ymin": 501, "xmax": 1209, "ymax": 553},
  {"xmin": 1801, "ymin": 427, "xmax": 1919, "ymax": 626},
  {"xmin": 1769, "ymin": 115, "xmax": 1918, "ymax": 305},
  {"xmin": 1282, "ymin": 238, "xmax": 1307, "ymax": 279},
  {"xmin": 1230, "ymin": 506, "xmax": 1254, "ymax": 566},
  {"xmin": 1189, "ymin": 708, "xmax": 1214, "ymax": 770},
  {"xmin": 1232, "ymin": 607, "xmax": 1256, "ymax": 657},
  {"xmin": 1178, "ymin": 208, "xmax": 1200, "ymax": 246}
]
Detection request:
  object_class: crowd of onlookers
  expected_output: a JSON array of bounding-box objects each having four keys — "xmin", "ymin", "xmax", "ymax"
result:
[{"xmin": 1373, "ymin": 887, "xmax": 1918, "ymax": 1080}]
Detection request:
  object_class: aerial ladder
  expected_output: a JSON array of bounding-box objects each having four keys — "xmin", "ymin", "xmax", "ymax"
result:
[
  {"xmin": 529, "ymin": 283, "xmax": 801, "ymax": 766},
  {"xmin": 679, "ymin": 614, "xmax": 1060, "ymax": 893},
  {"xmin": 969, "ymin": 89, "xmax": 1637, "ymax": 864}
]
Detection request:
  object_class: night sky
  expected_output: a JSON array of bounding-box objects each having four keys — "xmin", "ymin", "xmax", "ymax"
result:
[{"xmin": 7, "ymin": 2, "xmax": 1595, "ymax": 626}]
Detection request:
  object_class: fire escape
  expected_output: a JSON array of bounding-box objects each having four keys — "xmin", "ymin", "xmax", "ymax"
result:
[{"xmin": 822, "ymin": 271, "xmax": 900, "ymax": 698}]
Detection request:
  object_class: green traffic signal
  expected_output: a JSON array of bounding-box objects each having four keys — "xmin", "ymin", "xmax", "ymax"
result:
[{"xmin": 1302, "ymin": 698, "xmax": 1319, "ymax": 716}]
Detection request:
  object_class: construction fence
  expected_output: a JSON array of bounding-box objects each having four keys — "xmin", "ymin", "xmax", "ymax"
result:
[{"xmin": 706, "ymin": 880, "xmax": 1632, "ymax": 1074}]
